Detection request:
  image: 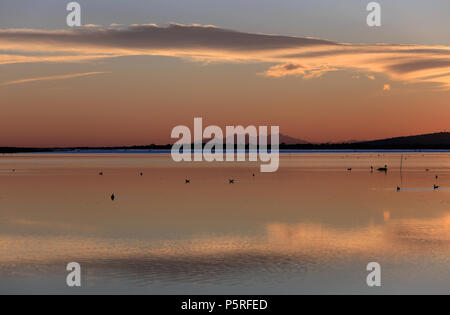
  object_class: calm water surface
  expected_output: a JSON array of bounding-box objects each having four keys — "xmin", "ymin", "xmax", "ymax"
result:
[{"xmin": 0, "ymin": 153, "xmax": 449, "ymax": 294}]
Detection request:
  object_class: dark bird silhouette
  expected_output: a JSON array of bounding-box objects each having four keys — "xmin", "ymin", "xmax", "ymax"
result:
[
  {"xmin": 229, "ymin": 179, "xmax": 235, "ymax": 184},
  {"xmin": 185, "ymin": 179, "xmax": 191, "ymax": 184},
  {"xmin": 434, "ymin": 185, "xmax": 440, "ymax": 190},
  {"xmin": 111, "ymin": 193, "xmax": 115, "ymax": 201},
  {"xmin": 397, "ymin": 186, "xmax": 401, "ymax": 191},
  {"xmin": 377, "ymin": 165, "xmax": 388, "ymax": 172}
]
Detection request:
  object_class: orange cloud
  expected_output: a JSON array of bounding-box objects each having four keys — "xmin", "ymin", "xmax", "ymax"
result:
[
  {"xmin": 1, "ymin": 24, "xmax": 450, "ymax": 89},
  {"xmin": 1, "ymin": 71, "xmax": 108, "ymax": 86},
  {"xmin": 262, "ymin": 63, "xmax": 339, "ymax": 79}
]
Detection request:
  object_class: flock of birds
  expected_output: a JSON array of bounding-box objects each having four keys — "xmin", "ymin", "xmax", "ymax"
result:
[
  {"xmin": 103, "ymin": 163, "xmax": 444, "ymax": 200},
  {"xmin": 105, "ymin": 162, "xmax": 443, "ymax": 200},
  {"xmin": 101, "ymin": 170, "xmax": 247, "ymax": 201},
  {"xmin": 347, "ymin": 164, "xmax": 442, "ymax": 192},
  {"xmin": 9, "ymin": 160, "xmax": 444, "ymax": 201},
  {"xmin": 11, "ymin": 163, "xmax": 440, "ymax": 201}
]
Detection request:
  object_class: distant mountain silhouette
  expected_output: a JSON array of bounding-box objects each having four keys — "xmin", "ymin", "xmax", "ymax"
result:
[
  {"xmin": 279, "ymin": 134, "xmax": 310, "ymax": 144},
  {"xmin": 357, "ymin": 132, "xmax": 450, "ymax": 146},
  {"xmin": 216, "ymin": 133, "xmax": 309, "ymax": 145}
]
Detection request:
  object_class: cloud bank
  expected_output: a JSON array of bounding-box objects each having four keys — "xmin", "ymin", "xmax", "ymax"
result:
[{"xmin": 1, "ymin": 24, "xmax": 450, "ymax": 88}]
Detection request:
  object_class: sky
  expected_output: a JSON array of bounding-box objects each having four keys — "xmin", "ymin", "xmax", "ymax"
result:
[{"xmin": 0, "ymin": 0, "xmax": 449, "ymax": 146}]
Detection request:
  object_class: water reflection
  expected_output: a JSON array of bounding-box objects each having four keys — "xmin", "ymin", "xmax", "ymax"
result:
[{"xmin": 0, "ymin": 153, "xmax": 449, "ymax": 293}]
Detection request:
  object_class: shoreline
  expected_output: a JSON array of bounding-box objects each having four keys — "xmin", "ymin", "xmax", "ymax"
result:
[{"xmin": 2, "ymin": 149, "xmax": 450, "ymax": 155}]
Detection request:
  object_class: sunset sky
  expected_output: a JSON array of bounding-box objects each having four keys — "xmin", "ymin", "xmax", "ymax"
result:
[{"xmin": 1, "ymin": 0, "xmax": 449, "ymax": 147}]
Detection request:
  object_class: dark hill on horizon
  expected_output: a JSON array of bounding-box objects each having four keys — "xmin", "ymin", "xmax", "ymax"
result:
[
  {"xmin": 282, "ymin": 132, "xmax": 450, "ymax": 150},
  {"xmin": 1, "ymin": 132, "xmax": 450, "ymax": 153},
  {"xmin": 357, "ymin": 132, "xmax": 450, "ymax": 146}
]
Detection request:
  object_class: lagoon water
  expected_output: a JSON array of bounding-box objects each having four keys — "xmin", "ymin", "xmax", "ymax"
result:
[{"xmin": 0, "ymin": 153, "xmax": 449, "ymax": 294}]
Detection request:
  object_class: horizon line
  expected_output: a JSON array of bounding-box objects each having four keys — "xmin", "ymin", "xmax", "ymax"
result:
[{"xmin": 1, "ymin": 131, "xmax": 449, "ymax": 149}]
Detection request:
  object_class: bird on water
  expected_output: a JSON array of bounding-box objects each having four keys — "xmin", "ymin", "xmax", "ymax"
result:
[{"xmin": 377, "ymin": 165, "xmax": 388, "ymax": 172}]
